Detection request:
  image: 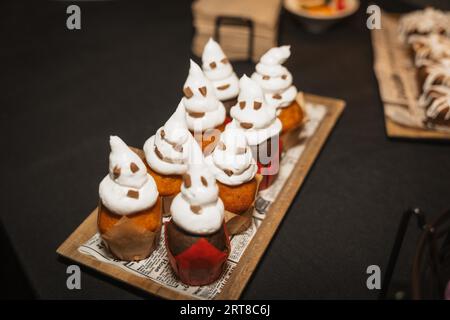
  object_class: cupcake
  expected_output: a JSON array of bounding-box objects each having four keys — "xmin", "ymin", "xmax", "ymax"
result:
[
  {"xmin": 418, "ymin": 85, "xmax": 450, "ymax": 129},
  {"xmin": 228, "ymin": 75, "xmax": 282, "ymax": 190},
  {"xmin": 202, "ymin": 38, "xmax": 239, "ymax": 113},
  {"xmin": 181, "ymin": 60, "xmax": 226, "ymax": 151},
  {"xmin": 252, "ymin": 46, "xmax": 304, "ymax": 134},
  {"xmin": 205, "ymin": 127, "xmax": 258, "ymax": 214},
  {"xmin": 98, "ymin": 136, "xmax": 161, "ymax": 261},
  {"xmin": 398, "ymin": 7, "xmax": 450, "ymax": 43},
  {"xmin": 143, "ymin": 102, "xmax": 192, "ymax": 199},
  {"xmin": 165, "ymin": 142, "xmax": 229, "ymax": 286}
]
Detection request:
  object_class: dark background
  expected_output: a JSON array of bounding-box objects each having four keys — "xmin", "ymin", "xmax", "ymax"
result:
[{"xmin": 1, "ymin": 0, "xmax": 449, "ymax": 299}]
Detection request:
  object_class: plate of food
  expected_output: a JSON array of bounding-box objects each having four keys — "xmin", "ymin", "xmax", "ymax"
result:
[{"xmin": 284, "ymin": 0, "xmax": 360, "ymax": 33}]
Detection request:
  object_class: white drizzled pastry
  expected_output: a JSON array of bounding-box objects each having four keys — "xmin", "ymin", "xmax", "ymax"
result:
[
  {"xmin": 421, "ymin": 59, "xmax": 450, "ymax": 92},
  {"xmin": 202, "ymin": 38, "xmax": 239, "ymax": 102},
  {"xmin": 205, "ymin": 127, "xmax": 257, "ymax": 186},
  {"xmin": 99, "ymin": 136, "xmax": 158, "ymax": 215},
  {"xmin": 409, "ymin": 34, "xmax": 450, "ymax": 67},
  {"xmin": 251, "ymin": 45, "xmax": 298, "ymax": 109},
  {"xmin": 143, "ymin": 101, "xmax": 192, "ymax": 176},
  {"xmin": 170, "ymin": 141, "xmax": 224, "ymax": 235},
  {"xmin": 228, "ymin": 75, "xmax": 282, "ymax": 146},
  {"xmin": 398, "ymin": 7, "xmax": 450, "ymax": 42},
  {"xmin": 181, "ymin": 60, "xmax": 226, "ymax": 132},
  {"xmin": 419, "ymin": 85, "xmax": 450, "ymax": 126}
]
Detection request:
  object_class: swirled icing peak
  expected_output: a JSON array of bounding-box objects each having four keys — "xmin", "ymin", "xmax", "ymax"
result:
[
  {"xmin": 202, "ymin": 38, "xmax": 239, "ymax": 101},
  {"xmin": 170, "ymin": 140, "xmax": 224, "ymax": 235},
  {"xmin": 99, "ymin": 136, "xmax": 158, "ymax": 215},
  {"xmin": 205, "ymin": 127, "xmax": 257, "ymax": 186},
  {"xmin": 182, "ymin": 59, "xmax": 226, "ymax": 131},
  {"xmin": 261, "ymin": 45, "xmax": 291, "ymax": 65},
  {"xmin": 143, "ymin": 101, "xmax": 193, "ymax": 175},
  {"xmin": 252, "ymin": 45, "xmax": 298, "ymax": 108}
]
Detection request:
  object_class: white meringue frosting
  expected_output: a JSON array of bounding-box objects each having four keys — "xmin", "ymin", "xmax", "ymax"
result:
[
  {"xmin": 205, "ymin": 127, "xmax": 257, "ymax": 186},
  {"xmin": 181, "ymin": 60, "xmax": 226, "ymax": 132},
  {"xmin": 251, "ymin": 45, "xmax": 298, "ymax": 108},
  {"xmin": 143, "ymin": 101, "xmax": 193, "ymax": 175},
  {"xmin": 170, "ymin": 141, "xmax": 224, "ymax": 235},
  {"xmin": 229, "ymin": 75, "xmax": 281, "ymax": 146},
  {"xmin": 202, "ymin": 38, "xmax": 239, "ymax": 101},
  {"xmin": 99, "ymin": 136, "xmax": 158, "ymax": 215}
]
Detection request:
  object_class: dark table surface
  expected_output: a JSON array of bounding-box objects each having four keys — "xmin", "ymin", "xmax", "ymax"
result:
[{"xmin": 1, "ymin": 0, "xmax": 449, "ymax": 299}]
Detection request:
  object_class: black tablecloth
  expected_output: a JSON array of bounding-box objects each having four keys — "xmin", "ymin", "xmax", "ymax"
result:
[{"xmin": 1, "ymin": 0, "xmax": 449, "ymax": 299}]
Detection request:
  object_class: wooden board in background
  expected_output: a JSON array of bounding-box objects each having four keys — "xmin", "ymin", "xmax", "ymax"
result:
[
  {"xmin": 371, "ymin": 12, "xmax": 450, "ymax": 141},
  {"xmin": 385, "ymin": 117, "xmax": 450, "ymax": 140},
  {"xmin": 57, "ymin": 93, "xmax": 345, "ymax": 300}
]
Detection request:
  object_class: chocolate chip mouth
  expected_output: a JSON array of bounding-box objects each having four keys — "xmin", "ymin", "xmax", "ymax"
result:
[
  {"xmin": 190, "ymin": 205, "xmax": 202, "ymax": 214},
  {"xmin": 217, "ymin": 84, "xmax": 230, "ymax": 91},
  {"xmin": 273, "ymin": 93, "xmax": 282, "ymax": 100},
  {"xmin": 240, "ymin": 122, "xmax": 253, "ymax": 129},
  {"xmin": 126, "ymin": 189, "xmax": 139, "ymax": 199},
  {"xmin": 186, "ymin": 110, "xmax": 206, "ymax": 118}
]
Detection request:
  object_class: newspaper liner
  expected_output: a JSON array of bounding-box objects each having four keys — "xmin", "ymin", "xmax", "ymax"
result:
[
  {"xmin": 79, "ymin": 101, "xmax": 327, "ymax": 300},
  {"xmin": 371, "ymin": 11, "xmax": 450, "ymax": 135}
]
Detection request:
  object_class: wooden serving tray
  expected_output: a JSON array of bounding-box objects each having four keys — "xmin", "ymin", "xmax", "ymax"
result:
[
  {"xmin": 57, "ymin": 93, "xmax": 345, "ymax": 300},
  {"xmin": 371, "ymin": 12, "xmax": 450, "ymax": 141}
]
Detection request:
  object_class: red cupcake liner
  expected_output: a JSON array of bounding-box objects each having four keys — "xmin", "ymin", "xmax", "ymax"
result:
[{"xmin": 164, "ymin": 221, "xmax": 230, "ymax": 286}]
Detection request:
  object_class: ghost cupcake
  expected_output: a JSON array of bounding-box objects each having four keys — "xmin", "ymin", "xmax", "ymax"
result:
[
  {"xmin": 181, "ymin": 60, "xmax": 226, "ymax": 151},
  {"xmin": 98, "ymin": 136, "xmax": 161, "ymax": 261},
  {"xmin": 205, "ymin": 127, "xmax": 258, "ymax": 214},
  {"xmin": 228, "ymin": 75, "xmax": 282, "ymax": 190},
  {"xmin": 165, "ymin": 142, "xmax": 229, "ymax": 286},
  {"xmin": 202, "ymin": 38, "xmax": 239, "ymax": 113},
  {"xmin": 143, "ymin": 102, "xmax": 192, "ymax": 198},
  {"xmin": 252, "ymin": 46, "xmax": 304, "ymax": 133}
]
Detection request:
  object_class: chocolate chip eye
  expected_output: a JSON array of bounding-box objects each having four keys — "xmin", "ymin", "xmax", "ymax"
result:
[
  {"xmin": 221, "ymin": 58, "xmax": 228, "ymax": 64},
  {"xmin": 262, "ymin": 75, "xmax": 270, "ymax": 80},
  {"xmin": 130, "ymin": 162, "xmax": 139, "ymax": 173},
  {"xmin": 184, "ymin": 174, "xmax": 192, "ymax": 188},
  {"xmin": 253, "ymin": 101, "xmax": 262, "ymax": 110},
  {"xmin": 183, "ymin": 86, "xmax": 193, "ymax": 98},
  {"xmin": 160, "ymin": 129, "xmax": 165, "ymax": 139},
  {"xmin": 201, "ymin": 176, "xmax": 208, "ymax": 187},
  {"xmin": 281, "ymin": 74, "xmax": 287, "ymax": 80},
  {"xmin": 113, "ymin": 166, "xmax": 121, "ymax": 179},
  {"xmin": 209, "ymin": 61, "xmax": 217, "ymax": 69},
  {"xmin": 198, "ymin": 86, "xmax": 207, "ymax": 97},
  {"xmin": 239, "ymin": 101, "xmax": 246, "ymax": 109}
]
